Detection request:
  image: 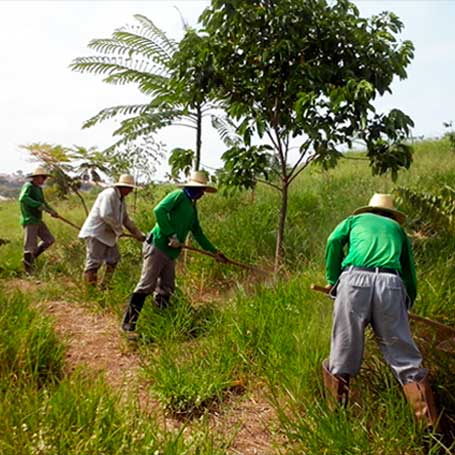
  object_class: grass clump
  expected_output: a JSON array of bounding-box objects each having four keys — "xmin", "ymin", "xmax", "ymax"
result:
[{"xmin": 0, "ymin": 291, "xmax": 64, "ymax": 386}]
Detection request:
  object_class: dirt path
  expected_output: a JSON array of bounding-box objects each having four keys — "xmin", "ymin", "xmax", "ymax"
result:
[{"xmin": 33, "ymin": 294, "xmax": 276, "ymax": 454}]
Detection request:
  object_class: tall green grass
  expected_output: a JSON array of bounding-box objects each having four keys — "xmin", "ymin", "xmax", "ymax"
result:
[
  {"xmin": 1, "ymin": 138, "xmax": 455, "ymax": 453},
  {"xmin": 0, "ymin": 290, "xmax": 228, "ymax": 454}
]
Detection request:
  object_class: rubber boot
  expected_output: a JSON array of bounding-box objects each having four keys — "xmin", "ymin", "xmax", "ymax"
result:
[
  {"xmin": 403, "ymin": 375, "xmax": 439, "ymax": 430},
  {"xmin": 154, "ymin": 293, "xmax": 170, "ymax": 309},
  {"xmin": 23, "ymin": 252, "xmax": 34, "ymax": 275},
  {"xmin": 99, "ymin": 263, "xmax": 117, "ymax": 290},
  {"xmin": 121, "ymin": 292, "xmax": 147, "ymax": 332},
  {"xmin": 83, "ymin": 269, "xmax": 98, "ymax": 287},
  {"xmin": 322, "ymin": 359, "xmax": 350, "ymax": 410}
]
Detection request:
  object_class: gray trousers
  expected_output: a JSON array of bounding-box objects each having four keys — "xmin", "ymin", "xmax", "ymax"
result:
[
  {"xmin": 329, "ymin": 268, "xmax": 426, "ymax": 385},
  {"xmin": 134, "ymin": 242, "xmax": 175, "ymax": 298},
  {"xmin": 23, "ymin": 222, "xmax": 55, "ymax": 255},
  {"xmin": 84, "ymin": 237, "xmax": 120, "ymax": 272}
]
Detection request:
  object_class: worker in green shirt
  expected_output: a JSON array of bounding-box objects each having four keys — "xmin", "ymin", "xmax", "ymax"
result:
[
  {"xmin": 323, "ymin": 193, "xmax": 438, "ymax": 429},
  {"xmin": 122, "ymin": 171, "xmax": 227, "ymax": 333},
  {"xmin": 19, "ymin": 167, "xmax": 58, "ymax": 274}
]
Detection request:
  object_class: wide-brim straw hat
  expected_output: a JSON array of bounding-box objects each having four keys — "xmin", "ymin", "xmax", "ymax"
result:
[
  {"xmin": 353, "ymin": 193, "xmax": 406, "ymax": 225},
  {"xmin": 113, "ymin": 174, "xmax": 137, "ymax": 188},
  {"xmin": 177, "ymin": 171, "xmax": 217, "ymax": 193},
  {"xmin": 27, "ymin": 167, "xmax": 51, "ymax": 178}
]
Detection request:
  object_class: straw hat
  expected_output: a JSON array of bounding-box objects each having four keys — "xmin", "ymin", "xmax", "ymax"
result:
[
  {"xmin": 113, "ymin": 174, "xmax": 137, "ymax": 188},
  {"xmin": 353, "ymin": 193, "xmax": 406, "ymax": 225},
  {"xmin": 177, "ymin": 171, "xmax": 217, "ymax": 193},
  {"xmin": 27, "ymin": 167, "xmax": 51, "ymax": 178}
]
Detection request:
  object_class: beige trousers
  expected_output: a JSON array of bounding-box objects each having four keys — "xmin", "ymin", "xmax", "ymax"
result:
[{"xmin": 134, "ymin": 242, "xmax": 175, "ymax": 298}]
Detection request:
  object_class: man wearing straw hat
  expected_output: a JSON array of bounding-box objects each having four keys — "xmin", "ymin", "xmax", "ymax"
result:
[
  {"xmin": 322, "ymin": 193, "xmax": 438, "ymax": 429},
  {"xmin": 79, "ymin": 174, "xmax": 145, "ymax": 288},
  {"xmin": 121, "ymin": 170, "xmax": 227, "ymax": 333},
  {"xmin": 19, "ymin": 167, "xmax": 58, "ymax": 274}
]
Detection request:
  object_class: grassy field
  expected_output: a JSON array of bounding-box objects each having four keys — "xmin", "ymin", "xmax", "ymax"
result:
[{"xmin": 1, "ymin": 138, "xmax": 454, "ymax": 454}]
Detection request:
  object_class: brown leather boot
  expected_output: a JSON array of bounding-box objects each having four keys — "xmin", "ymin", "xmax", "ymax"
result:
[
  {"xmin": 99, "ymin": 263, "xmax": 116, "ymax": 290},
  {"xmin": 403, "ymin": 375, "xmax": 439, "ymax": 430},
  {"xmin": 83, "ymin": 269, "xmax": 98, "ymax": 287},
  {"xmin": 322, "ymin": 359, "xmax": 350, "ymax": 410}
]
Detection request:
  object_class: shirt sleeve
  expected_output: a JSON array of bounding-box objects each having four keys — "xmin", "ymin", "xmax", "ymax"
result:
[
  {"xmin": 325, "ymin": 217, "xmax": 352, "ymax": 285},
  {"xmin": 19, "ymin": 184, "xmax": 44, "ymax": 209},
  {"xmin": 400, "ymin": 232, "xmax": 417, "ymax": 304},
  {"xmin": 191, "ymin": 215, "xmax": 217, "ymax": 253},
  {"xmin": 153, "ymin": 191, "xmax": 182, "ymax": 238},
  {"xmin": 99, "ymin": 190, "xmax": 123, "ymax": 236}
]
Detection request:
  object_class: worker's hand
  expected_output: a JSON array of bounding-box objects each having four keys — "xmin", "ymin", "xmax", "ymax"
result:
[
  {"xmin": 168, "ymin": 234, "xmax": 181, "ymax": 248},
  {"xmin": 325, "ymin": 284, "xmax": 333, "ymax": 293},
  {"xmin": 215, "ymin": 251, "xmax": 229, "ymax": 263},
  {"xmin": 138, "ymin": 232, "xmax": 146, "ymax": 242}
]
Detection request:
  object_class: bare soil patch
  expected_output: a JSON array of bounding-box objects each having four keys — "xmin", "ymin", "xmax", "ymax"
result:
[{"xmin": 34, "ymin": 295, "xmax": 276, "ymax": 453}]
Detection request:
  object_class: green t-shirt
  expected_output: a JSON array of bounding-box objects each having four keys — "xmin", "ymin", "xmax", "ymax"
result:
[
  {"xmin": 149, "ymin": 189, "xmax": 216, "ymax": 260},
  {"xmin": 18, "ymin": 182, "xmax": 52, "ymax": 226},
  {"xmin": 325, "ymin": 212, "xmax": 417, "ymax": 302}
]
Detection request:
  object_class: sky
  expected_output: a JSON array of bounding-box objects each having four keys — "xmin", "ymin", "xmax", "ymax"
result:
[{"xmin": 1, "ymin": 0, "xmax": 454, "ymax": 177}]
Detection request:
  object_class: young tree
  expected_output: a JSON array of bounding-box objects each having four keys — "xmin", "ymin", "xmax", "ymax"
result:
[
  {"xmin": 21, "ymin": 143, "xmax": 116, "ymax": 215},
  {"xmin": 21, "ymin": 143, "xmax": 90, "ymax": 215},
  {"xmin": 201, "ymin": 0, "xmax": 415, "ymax": 271},
  {"xmin": 70, "ymin": 15, "xmax": 221, "ymax": 177}
]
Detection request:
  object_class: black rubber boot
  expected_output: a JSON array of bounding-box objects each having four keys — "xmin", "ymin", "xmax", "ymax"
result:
[
  {"xmin": 154, "ymin": 293, "xmax": 170, "ymax": 309},
  {"xmin": 23, "ymin": 252, "xmax": 34, "ymax": 275},
  {"xmin": 121, "ymin": 293, "xmax": 147, "ymax": 332}
]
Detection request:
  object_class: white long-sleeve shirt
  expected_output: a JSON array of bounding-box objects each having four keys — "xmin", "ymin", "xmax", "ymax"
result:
[{"xmin": 78, "ymin": 187, "xmax": 142, "ymax": 247}]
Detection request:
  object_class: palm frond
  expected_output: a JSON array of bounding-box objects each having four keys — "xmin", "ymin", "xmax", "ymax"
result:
[
  {"xmin": 113, "ymin": 110, "xmax": 184, "ymax": 138},
  {"xmin": 71, "ymin": 56, "xmax": 168, "ymax": 78},
  {"xmin": 133, "ymin": 14, "xmax": 178, "ymax": 54},
  {"xmin": 211, "ymin": 115, "xmax": 242, "ymax": 147},
  {"xmin": 87, "ymin": 37, "xmax": 137, "ymax": 57},
  {"xmin": 113, "ymin": 31, "xmax": 174, "ymax": 67},
  {"xmin": 82, "ymin": 104, "xmax": 152, "ymax": 129}
]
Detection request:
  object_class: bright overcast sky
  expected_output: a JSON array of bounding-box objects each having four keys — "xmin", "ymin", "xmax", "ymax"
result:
[{"xmin": 1, "ymin": 0, "xmax": 454, "ymax": 176}]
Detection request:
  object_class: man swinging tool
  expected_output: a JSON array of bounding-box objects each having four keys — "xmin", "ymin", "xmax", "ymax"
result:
[
  {"xmin": 78, "ymin": 174, "xmax": 145, "ymax": 289},
  {"xmin": 323, "ymin": 193, "xmax": 438, "ymax": 429},
  {"xmin": 121, "ymin": 171, "xmax": 227, "ymax": 333}
]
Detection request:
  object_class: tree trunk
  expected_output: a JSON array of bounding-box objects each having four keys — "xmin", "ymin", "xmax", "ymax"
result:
[
  {"xmin": 195, "ymin": 104, "xmax": 202, "ymax": 171},
  {"xmin": 274, "ymin": 181, "xmax": 289, "ymax": 274}
]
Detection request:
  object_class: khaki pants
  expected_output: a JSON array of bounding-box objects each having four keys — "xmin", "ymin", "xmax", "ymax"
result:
[
  {"xmin": 23, "ymin": 222, "xmax": 55, "ymax": 256},
  {"xmin": 134, "ymin": 242, "xmax": 175, "ymax": 299},
  {"xmin": 84, "ymin": 237, "xmax": 120, "ymax": 272}
]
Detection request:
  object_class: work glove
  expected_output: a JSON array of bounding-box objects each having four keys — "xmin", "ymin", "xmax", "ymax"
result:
[
  {"xmin": 168, "ymin": 234, "xmax": 181, "ymax": 248},
  {"xmin": 215, "ymin": 251, "xmax": 229, "ymax": 264}
]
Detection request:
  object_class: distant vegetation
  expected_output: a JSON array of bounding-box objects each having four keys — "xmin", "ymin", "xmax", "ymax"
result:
[{"xmin": 0, "ymin": 174, "xmax": 24, "ymax": 199}]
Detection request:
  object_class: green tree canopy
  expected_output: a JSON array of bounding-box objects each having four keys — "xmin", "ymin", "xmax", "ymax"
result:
[{"xmin": 201, "ymin": 0, "xmax": 415, "ymax": 270}]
